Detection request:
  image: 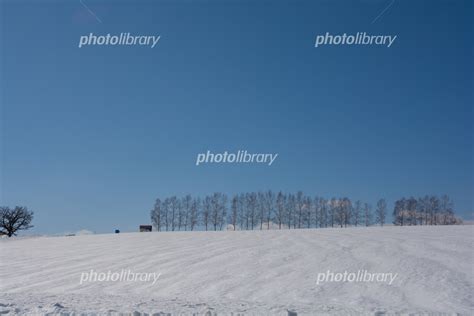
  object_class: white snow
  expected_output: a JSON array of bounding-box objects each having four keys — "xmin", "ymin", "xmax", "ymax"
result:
[{"xmin": 1, "ymin": 226, "xmax": 473, "ymax": 315}]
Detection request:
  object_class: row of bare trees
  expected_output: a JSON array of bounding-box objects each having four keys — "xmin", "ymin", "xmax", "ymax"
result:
[
  {"xmin": 150, "ymin": 191, "xmax": 444, "ymax": 231},
  {"xmin": 393, "ymin": 195, "xmax": 461, "ymax": 226}
]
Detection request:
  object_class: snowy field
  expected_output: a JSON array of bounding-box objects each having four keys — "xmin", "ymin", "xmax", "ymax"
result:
[{"xmin": 1, "ymin": 226, "xmax": 473, "ymax": 315}]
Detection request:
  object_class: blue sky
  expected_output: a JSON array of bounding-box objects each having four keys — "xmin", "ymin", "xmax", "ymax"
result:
[{"xmin": 1, "ymin": 0, "xmax": 472, "ymax": 234}]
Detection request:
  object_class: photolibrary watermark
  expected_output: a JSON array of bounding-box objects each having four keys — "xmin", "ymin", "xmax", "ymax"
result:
[
  {"xmin": 79, "ymin": 269, "xmax": 161, "ymax": 285},
  {"xmin": 315, "ymin": 32, "xmax": 397, "ymax": 48},
  {"xmin": 316, "ymin": 270, "xmax": 398, "ymax": 285},
  {"xmin": 78, "ymin": 33, "xmax": 161, "ymax": 48},
  {"xmin": 196, "ymin": 150, "xmax": 278, "ymax": 166}
]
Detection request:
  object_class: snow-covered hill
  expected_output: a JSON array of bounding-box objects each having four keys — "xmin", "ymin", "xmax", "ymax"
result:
[{"xmin": 1, "ymin": 226, "xmax": 473, "ymax": 315}]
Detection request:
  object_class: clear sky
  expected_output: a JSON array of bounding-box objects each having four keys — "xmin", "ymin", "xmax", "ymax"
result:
[{"xmin": 1, "ymin": 0, "xmax": 472, "ymax": 234}]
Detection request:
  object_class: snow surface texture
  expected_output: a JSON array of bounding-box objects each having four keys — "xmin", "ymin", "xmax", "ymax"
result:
[{"xmin": 1, "ymin": 226, "xmax": 473, "ymax": 315}]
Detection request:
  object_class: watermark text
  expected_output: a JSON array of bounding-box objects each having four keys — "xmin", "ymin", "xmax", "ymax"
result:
[
  {"xmin": 316, "ymin": 270, "xmax": 397, "ymax": 285},
  {"xmin": 79, "ymin": 269, "xmax": 161, "ymax": 285}
]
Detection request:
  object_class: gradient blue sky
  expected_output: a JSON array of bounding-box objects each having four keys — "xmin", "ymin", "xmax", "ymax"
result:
[{"xmin": 1, "ymin": 0, "xmax": 472, "ymax": 234}]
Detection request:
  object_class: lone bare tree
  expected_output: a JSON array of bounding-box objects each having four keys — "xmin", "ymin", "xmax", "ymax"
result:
[
  {"xmin": 230, "ymin": 195, "xmax": 238, "ymax": 230},
  {"xmin": 275, "ymin": 191, "xmax": 286, "ymax": 229},
  {"xmin": 364, "ymin": 203, "xmax": 372, "ymax": 226},
  {"xmin": 0, "ymin": 206, "xmax": 34, "ymax": 237},
  {"xmin": 150, "ymin": 198, "xmax": 162, "ymax": 231},
  {"xmin": 375, "ymin": 198, "xmax": 387, "ymax": 226}
]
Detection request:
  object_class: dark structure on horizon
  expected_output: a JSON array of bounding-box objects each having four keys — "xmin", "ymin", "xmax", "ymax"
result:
[{"xmin": 139, "ymin": 225, "xmax": 152, "ymax": 232}]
